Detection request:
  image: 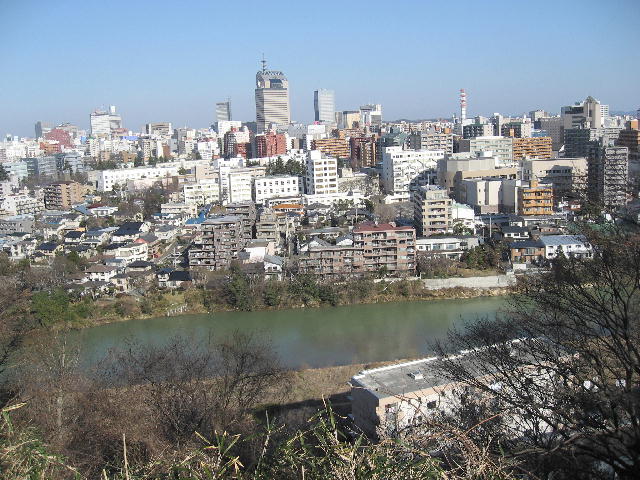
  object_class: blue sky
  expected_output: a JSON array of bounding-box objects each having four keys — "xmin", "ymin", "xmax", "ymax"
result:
[{"xmin": 0, "ymin": 0, "xmax": 638, "ymax": 137}]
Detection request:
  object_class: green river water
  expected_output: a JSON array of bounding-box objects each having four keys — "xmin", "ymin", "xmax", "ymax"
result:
[{"xmin": 66, "ymin": 297, "xmax": 507, "ymax": 370}]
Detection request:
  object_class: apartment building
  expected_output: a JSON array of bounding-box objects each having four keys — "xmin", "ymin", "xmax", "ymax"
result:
[
  {"xmin": 298, "ymin": 222, "xmax": 416, "ymax": 279},
  {"xmin": 255, "ymin": 132, "xmax": 287, "ymax": 157},
  {"xmin": 588, "ymin": 144, "xmax": 629, "ymax": 209},
  {"xmin": 311, "ymin": 137, "xmax": 350, "ymax": 159},
  {"xmin": 188, "ymin": 215, "xmax": 246, "ymax": 269},
  {"xmin": 617, "ymin": 123, "xmax": 640, "ymax": 163},
  {"xmin": 305, "ymin": 150, "xmax": 338, "ymax": 195},
  {"xmin": 512, "ymin": 137, "xmax": 552, "ymax": 160},
  {"xmin": 0, "ymin": 193, "xmax": 44, "ymax": 216},
  {"xmin": 517, "ymin": 180, "xmax": 553, "ymax": 216},
  {"xmin": 381, "ymin": 146, "xmax": 444, "ymax": 199},
  {"xmin": 408, "ymin": 131, "xmax": 454, "ymax": 155},
  {"xmin": 44, "ymin": 181, "xmax": 87, "ymax": 210},
  {"xmin": 254, "ymin": 175, "xmax": 301, "ymax": 204},
  {"xmin": 463, "ymin": 122, "xmax": 493, "ymax": 139},
  {"xmin": 95, "ymin": 160, "xmax": 207, "ymax": 191},
  {"xmin": 353, "ymin": 222, "xmax": 415, "ymax": 275},
  {"xmin": 501, "ymin": 121, "xmax": 533, "ymax": 138},
  {"xmin": 225, "ymin": 202, "xmax": 257, "ymax": 240},
  {"xmin": 538, "ymin": 117, "xmax": 564, "ymax": 151},
  {"xmin": 412, "ymin": 186, "xmax": 452, "ymax": 236},
  {"xmin": 217, "ymin": 166, "xmax": 266, "ymax": 205},
  {"xmin": 182, "ymin": 179, "xmax": 221, "ymax": 206},
  {"xmin": 456, "ymin": 136, "xmax": 514, "ymax": 165},
  {"xmin": 520, "ymin": 157, "xmax": 587, "ymax": 201},
  {"xmin": 160, "ymin": 202, "xmax": 198, "ymax": 217},
  {"xmin": 438, "ymin": 152, "xmax": 517, "ymax": 201},
  {"xmin": 350, "ymin": 136, "xmax": 378, "ymax": 168}
]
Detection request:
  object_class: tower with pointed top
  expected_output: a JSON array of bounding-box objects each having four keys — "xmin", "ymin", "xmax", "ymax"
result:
[{"xmin": 255, "ymin": 58, "xmax": 290, "ymax": 134}]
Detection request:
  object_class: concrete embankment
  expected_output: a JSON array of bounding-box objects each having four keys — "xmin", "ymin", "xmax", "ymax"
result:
[{"xmin": 422, "ymin": 273, "xmax": 517, "ymax": 290}]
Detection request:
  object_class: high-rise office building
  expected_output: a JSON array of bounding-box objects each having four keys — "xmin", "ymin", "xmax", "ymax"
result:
[
  {"xmin": 35, "ymin": 121, "xmax": 52, "ymax": 139},
  {"xmin": 145, "ymin": 122, "xmax": 172, "ymax": 136},
  {"xmin": 255, "ymin": 60, "xmax": 290, "ymax": 134},
  {"xmin": 90, "ymin": 106, "xmax": 122, "ymax": 137},
  {"xmin": 314, "ymin": 89, "xmax": 335, "ymax": 123},
  {"xmin": 216, "ymin": 101, "xmax": 231, "ymax": 122},
  {"xmin": 359, "ymin": 104, "xmax": 382, "ymax": 127},
  {"xmin": 561, "ymin": 96, "xmax": 602, "ymax": 130}
]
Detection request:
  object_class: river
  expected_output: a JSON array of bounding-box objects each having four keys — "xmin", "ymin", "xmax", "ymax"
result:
[{"xmin": 66, "ymin": 297, "xmax": 507, "ymax": 370}]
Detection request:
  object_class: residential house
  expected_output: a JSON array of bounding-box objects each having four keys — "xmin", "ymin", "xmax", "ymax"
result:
[
  {"xmin": 84, "ymin": 264, "xmax": 118, "ymax": 283},
  {"xmin": 157, "ymin": 267, "xmax": 173, "ymax": 288},
  {"xmin": 263, "ymin": 254, "xmax": 284, "ymax": 280},
  {"xmin": 64, "ymin": 230, "xmax": 85, "ymax": 246},
  {"xmin": 113, "ymin": 242, "xmax": 149, "ymax": 264},
  {"xmin": 35, "ymin": 242, "xmax": 62, "ymax": 258},
  {"xmin": 134, "ymin": 234, "xmax": 161, "ymax": 258},
  {"xmin": 111, "ymin": 221, "xmax": 150, "ymax": 242},
  {"xmin": 509, "ymin": 240, "xmax": 545, "ymax": 264},
  {"xmin": 166, "ymin": 270, "xmax": 192, "ymax": 289},
  {"xmin": 539, "ymin": 235, "xmax": 592, "ymax": 260}
]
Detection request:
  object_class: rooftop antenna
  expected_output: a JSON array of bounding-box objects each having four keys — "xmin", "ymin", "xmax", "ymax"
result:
[{"xmin": 261, "ymin": 54, "xmax": 267, "ymax": 73}]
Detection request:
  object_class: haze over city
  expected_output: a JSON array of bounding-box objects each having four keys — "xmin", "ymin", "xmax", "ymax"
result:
[{"xmin": 1, "ymin": 0, "xmax": 639, "ymax": 136}]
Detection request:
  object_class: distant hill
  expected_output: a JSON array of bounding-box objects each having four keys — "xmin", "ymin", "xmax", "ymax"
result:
[{"xmin": 611, "ymin": 110, "xmax": 639, "ymax": 117}]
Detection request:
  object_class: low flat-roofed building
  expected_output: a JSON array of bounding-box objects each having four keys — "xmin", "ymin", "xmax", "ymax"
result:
[
  {"xmin": 350, "ymin": 357, "xmax": 456, "ymax": 438},
  {"xmin": 415, "ymin": 235, "xmax": 481, "ymax": 259}
]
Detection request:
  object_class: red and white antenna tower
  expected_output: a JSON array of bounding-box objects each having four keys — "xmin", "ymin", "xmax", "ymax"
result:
[{"xmin": 460, "ymin": 88, "xmax": 467, "ymax": 123}]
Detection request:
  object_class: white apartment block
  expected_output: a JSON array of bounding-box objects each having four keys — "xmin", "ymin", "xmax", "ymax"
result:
[
  {"xmin": 160, "ymin": 202, "xmax": 198, "ymax": 217},
  {"xmin": 254, "ymin": 175, "xmax": 302, "ymax": 204},
  {"xmin": 216, "ymin": 120, "xmax": 242, "ymax": 137},
  {"xmin": 95, "ymin": 160, "xmax": 208, "ymax": 191},
  {"xmin": 382, "ymin": 146, "xmax": 445, "ymax": 199},
  {"xmin": 458, "ymin": 136, "xmax": 514, "ymax": 166},
  {"xmin": 182, "ymin": 179, "xmax": 221, "ymax": 206},
  {"xmin": 305, "ymin": 150, "xmax": 338, "ymax": 195},
  {"xmin": 223, "ymin": 167, "xmax": 266, "ymax": 205},
  {"xmin": 196, "ymin": 140, "xmax": 220, "ymax": 160},
  {"xmin": 0, "ymin": 193, "xmax": 44, "ymax": 216}
]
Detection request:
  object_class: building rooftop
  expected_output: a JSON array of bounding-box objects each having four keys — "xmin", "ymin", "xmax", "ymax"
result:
[
  {"xmin": 351, "ymin": 357, "xmax": 449, "ymax": 399},
  {"xmin": 203, "ymin": 215, "xmax": 243, "ymax": 225},
  {"xmin": 353, "ymin": 221, "xmax": 414, "ymax": 233},
  {"xmin": 539, "ymin": 234, "xmax": 588, "ymax": 247}
]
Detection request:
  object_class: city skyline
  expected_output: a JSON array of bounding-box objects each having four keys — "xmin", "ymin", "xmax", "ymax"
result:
[{"xmin": 1, "ymin": 0, "xmax": 639, "ymax": 137}]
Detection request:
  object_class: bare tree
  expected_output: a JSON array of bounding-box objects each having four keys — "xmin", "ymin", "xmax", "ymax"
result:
[
  {"xmin": 432, "ymin": 227, "xmax": 640, "ymax": 479},
  {"xmin": 101, "ymin": 332, "xmax": 286, "ymax": 445}
]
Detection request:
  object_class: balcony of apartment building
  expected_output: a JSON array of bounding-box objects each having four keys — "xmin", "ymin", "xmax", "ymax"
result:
[{"xmin": 522, "ymin": 199, "xmax": 553, "ymax": 209}]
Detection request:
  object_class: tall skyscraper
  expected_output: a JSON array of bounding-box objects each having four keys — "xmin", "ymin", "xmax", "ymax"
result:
[
  {"xmin": 255, "ymin": 59, "xmax": 290, "ymax": 134},
  {"xmin": 216, "ymin": 101, "xmax": 231, "ymax": 122},
  {"xmin": 314, "ymin": 89, "xmax": 335, "ymax": 123}
]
